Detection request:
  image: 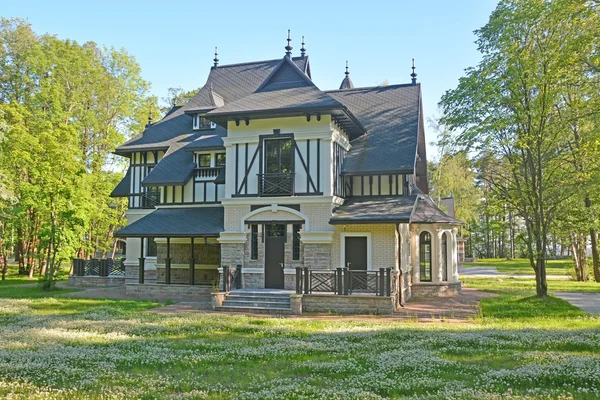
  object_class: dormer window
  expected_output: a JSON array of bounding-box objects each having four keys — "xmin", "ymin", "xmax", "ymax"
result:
[
  {"xmin": 198, "ymin": 154, "xmax": 211, "ymax": 167},
  {"xmin": 193, "ymin": 114, "xmax": 216, "ymax": 130}
]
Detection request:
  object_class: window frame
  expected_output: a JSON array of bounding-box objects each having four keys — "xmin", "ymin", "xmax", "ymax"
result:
[
  {"xmin": 250, "ymin": 224, "xmax": 258, "ymax": 260},
  {"xmin": 292, "ymin": 224, "xmax": 301, "ymax": 261},
  {"xmin": 198, "ymin": 154, "xmax": 211, "ymax": 168},
  {"xmin": 419, "ymin": 231, "xmax": 432, "ymax": 282}
]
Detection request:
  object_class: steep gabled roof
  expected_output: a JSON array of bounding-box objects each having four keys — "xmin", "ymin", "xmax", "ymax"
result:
[
  {"xmin": 256, "ymin": 56, "xmax": 314, "ymax": 92},
  {"xmin": 330, "ymin": 196, "xmax": 417, "ymax": 224},
  {"xmin": 327, "ymin": 84, "xmax": 421, "ymax": 174}
]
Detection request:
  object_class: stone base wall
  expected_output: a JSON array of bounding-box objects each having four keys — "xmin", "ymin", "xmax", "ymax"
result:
[
  {"xmin": 221, "ymin": 243, "xmax": 245, "ymax": 266},
  {"xmin": 411, "ymin": 281, "xmax": 461, "ymax": 298},
  {"xmin": 68, "ymin": 276, "xmax": 125, "ymax": 287},
  {"xmin": 126, "ymin": 283, "xmax": 213, "ymax": 302},
  {"xmin": 125, "ymin": 264, "xmax": 157, "ymax": 284},
  {"xmin": 303, "ymin": 243, "xmax": 331, "ymax": 269},
  {"xmin": 301, "ymin": 294, "xmax": 395, "ymax": 314},
  {"xmin": 157, "ymin": 243, "xmax": 220, "ymax": 265},
  {"xmin": 156, "ymin": 266, "xmax": 218, "ymax": 286}
]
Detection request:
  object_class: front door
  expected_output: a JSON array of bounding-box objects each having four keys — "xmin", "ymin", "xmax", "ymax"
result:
[
  {"xmin": 265, "ymin": 224, "xmax": 286, "ymax": 288},
  {"xmin": 345, "ymin": 236, "xmax": 368, "ymax": 291}
]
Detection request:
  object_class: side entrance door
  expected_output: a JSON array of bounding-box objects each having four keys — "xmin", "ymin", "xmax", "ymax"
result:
[
  {"xmin": 344, "ymin": 236, "xmax": 368, "ymax": 291},
  {"xmin": 265, "ymin": 224, "xmax": 286, "ymax": 289}
]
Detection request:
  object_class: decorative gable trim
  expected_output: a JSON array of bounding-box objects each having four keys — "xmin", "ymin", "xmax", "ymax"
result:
[{"xmin": 256, "ymin": 56, "xmax": 314, "ymax": 93}]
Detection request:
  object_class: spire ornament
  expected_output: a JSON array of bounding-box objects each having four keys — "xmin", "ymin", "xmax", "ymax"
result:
[
  {"xmin": 285, "ymin": 29, "xmax": 293, "ymax": 58},
  {"xmin": 300, "ymin": 36, "xmax": 306, "ymax": 58},
  {"xmin": 339, "ymin": 61, "xmax": 354, "ymax": 90},
  {"xmin": 345, "ymin": 60, "xmax": 349, "ymax": 76},
  {"xmin": 411, "ymin": 58, "xmax": 417, "ymax": 85},
  {"xmin": 147, "ymin": 106, "xmax": 153, "ymax": 127},
  {"xmin": 213, "ymin": 47, "xmax": 219, "ymax": 68}
]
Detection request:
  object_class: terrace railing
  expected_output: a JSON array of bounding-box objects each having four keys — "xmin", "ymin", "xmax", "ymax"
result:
[
  {"xmin": 295, "ymin": 267, "xmax": 392, "ymax": 296},
  {"xmin": 258, "ymin": 173, "xmax": 295, "ymax": 196},
  {"xmin": 72, "ymin": 258, "xmax": 126, "ymax": 277},
  {"xmin": 195, "ymin": 167, "xmax": 223, "ymax": 179}
]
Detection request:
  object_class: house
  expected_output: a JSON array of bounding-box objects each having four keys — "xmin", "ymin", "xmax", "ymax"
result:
[{"xmin": 110, "ymin": 33, "xmax": 462, "ymax": 312}]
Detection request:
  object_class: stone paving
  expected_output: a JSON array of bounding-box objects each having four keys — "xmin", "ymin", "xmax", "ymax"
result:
[{"xmin": 554, "ymin": 292, "xmax": 600, "ymax": 315}]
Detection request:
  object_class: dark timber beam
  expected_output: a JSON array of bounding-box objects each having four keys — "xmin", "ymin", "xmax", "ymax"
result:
[
  {"xmin": 165, "ymin": 237, "xmax": 171, "ymax": 284},
  {"xmin": 139, "ymin": 238, "xmax": 145, "ymax": 284},
  {"xmin": 190, "ymin": 237, "xmax": 195, "ymax": 285}
]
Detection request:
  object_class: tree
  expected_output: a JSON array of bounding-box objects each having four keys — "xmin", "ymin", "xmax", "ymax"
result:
[{"xmin": 440, "ymin": 0, "xmax": 600, "ymax": 296}]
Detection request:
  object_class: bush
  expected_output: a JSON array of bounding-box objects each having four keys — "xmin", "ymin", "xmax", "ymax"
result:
[{"xmin": 38, "ymin": 276, "xmax": 56, "ymax": 292}]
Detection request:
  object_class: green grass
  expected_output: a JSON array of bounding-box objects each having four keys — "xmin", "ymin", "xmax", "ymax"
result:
[
  {"xmin": 0, "ymin": 263, "xmax": 67, "ymax": 286},
  {"xmin": 462, "ymin": 276, "xmax": 600, "ymax": 293},
  {"xmin": 0, "ymin": 280, "xmax": 599, "ymax": 398},
  {"xmin": 462, "ymin": 257, "xmax": 573, "ymax": 275}
]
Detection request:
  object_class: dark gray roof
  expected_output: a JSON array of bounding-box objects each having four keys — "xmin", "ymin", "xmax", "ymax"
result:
[
  {"xmin": 257, "ymin": 56, "xmax": 314, "ymax": 92},
  {"xmin": 327, "ymin": 84, "xmax": 421, "ymax": 174},
  {"xmin": 330, "ymin": 196, "xmax": 417, "ymax": 224},
  {"xmin": 411, "ymin": 193, "xmax": 462, "ymax": 225},
  {"xmin": 142, "ymin": 141, "xmax": 196, "ymax": 186},
  {"xmin": 184, "ymin": 131, "xmax": 226, "ymax": 152},
  {"xmin": 339, "ymin": 76, "xmax": 354, "ymax": 90},
  {"xmin": 207, "ymin": 86, "xmax": 343, "ymax": 116},
  {"xmin": 110, "ymin": 169, "xmax": 131, "ymax": 197},
  {"xmin": 114, "ymin": 207, "xmax": 224, "ymax": 237}
]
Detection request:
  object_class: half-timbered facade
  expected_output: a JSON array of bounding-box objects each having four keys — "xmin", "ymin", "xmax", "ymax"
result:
[{"xmin": 111, "ymin": 36, "xmax": 461, "ymax": 303}]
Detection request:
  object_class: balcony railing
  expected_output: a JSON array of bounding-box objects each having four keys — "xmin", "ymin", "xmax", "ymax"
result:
[
  {"xmin": 258, "ymin": 173, "xmax": 295, "ymax": 196},
  {"xmin": 141, "ymin": 190, "xmax": 160, "ymax": 209},
  {"xmin": 195, "ymin": 166, "xmax": 223, "ymax": 179},
  {"xmin": 296, "ymin": 267, "xmax": 392, "ymax": 296},
  {"xmin": 72, "ymin": 258, "xmax": 126, "ymax": 277}
]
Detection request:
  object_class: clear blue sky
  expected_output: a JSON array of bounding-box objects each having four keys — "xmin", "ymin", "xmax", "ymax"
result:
[{"xmin": 4, "ymin": 0, "xmax": 498, "ymax": 158}]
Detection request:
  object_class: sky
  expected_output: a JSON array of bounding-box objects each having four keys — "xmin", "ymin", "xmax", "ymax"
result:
[{"xmin": 3, "ymin": 0, "xmax": 498, "ymax": 159}]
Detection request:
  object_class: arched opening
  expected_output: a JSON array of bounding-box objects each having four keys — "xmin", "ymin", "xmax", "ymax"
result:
[
  {"xmin": 419, "ymin": 231, "xmax": 432, "ymax": 282},
  {"xmin": 441, "ymin": 232, "xmax": 448, "ymax": 281}
]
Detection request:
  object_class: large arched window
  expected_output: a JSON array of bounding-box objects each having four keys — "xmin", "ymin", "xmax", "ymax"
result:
[
  {"xmin": 419, "ymin": 232, "xmax": 432, "ymax": 282},
  {"xmin": 441, "ymin": 232, "xmax": 448, "ymax": 281}
]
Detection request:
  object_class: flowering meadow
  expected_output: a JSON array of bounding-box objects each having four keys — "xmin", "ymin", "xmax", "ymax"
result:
[{"xmin": 1, "ymin": 284, "xmax": 599, "ymax": 399}]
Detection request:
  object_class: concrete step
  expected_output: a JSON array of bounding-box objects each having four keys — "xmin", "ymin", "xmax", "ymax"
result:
[
  {"xmin": 215, "ymin": 305, "xmax": 293, "ymax": 315},
  {"xmin": 222, "ymin": 300, "xmax": 291, "ymax": 308},
  {"xmin": 224, "ymin": 295, "xmax": 291, "ymax": 303},
  {"xmin": 227, "ymin": 292, "xmax": 292, "ymax": 299}
]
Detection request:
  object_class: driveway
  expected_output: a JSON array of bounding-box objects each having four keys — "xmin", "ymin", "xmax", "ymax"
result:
[
  {"xmin": 459, "ymin": 266, "xmax": 569, "ymax": 280},
  {"xmin": 554, "ymin": 292, "xmax": 600, "ymax": 315}
]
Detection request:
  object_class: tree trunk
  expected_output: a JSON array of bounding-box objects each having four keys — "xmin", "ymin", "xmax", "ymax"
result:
[
  {"xmin": 16, "ymin": 227, "xmax": 25, "ymax": 275},
  {"xmin": 590, "ymin": 229, "xmax": 600, "ymax": 282}
]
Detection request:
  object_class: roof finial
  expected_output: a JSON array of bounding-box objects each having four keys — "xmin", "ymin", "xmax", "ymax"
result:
[
  {"xmin": 300, "ymin": 36, "xmax": 306, "ymax": 58},
  {"xmin": 345, "ymin": 60, "xmax": 349, "ymax": 76},
  {"xmin": 147, "ymin": 106, "xmax": 153, "ymax": 127},
  {"xmin": 411, "ymin": 58, "xmax": 417, "ymax": 85},
  {"xmin": 213, "ymin": 47, "xmax": 219, "ymax": 69},
  {"xmin": 285, "ymin": 29, "xmax": 293, "ymax": 58}
]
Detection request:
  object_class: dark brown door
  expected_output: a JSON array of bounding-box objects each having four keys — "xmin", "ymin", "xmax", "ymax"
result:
[
  {"xmin": 345, "ymin": 237, "xmax": 367, "ymax": 270},
  {"xmin": 345, "ymin": 236, "xmax": 368, "ymax": 291},
  {"xmin": 265, "ymin": 224, "xmax": 286, "ymax": 289}
]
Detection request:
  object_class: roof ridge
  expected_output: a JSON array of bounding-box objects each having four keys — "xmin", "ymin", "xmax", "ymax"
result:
[
  {"xmin": 212, "ymin": 56, "xmax": 306, "ymax": 69},
  {"xmin": 326, "ymin": 82, "xmax": 420, "ymax": 92}
]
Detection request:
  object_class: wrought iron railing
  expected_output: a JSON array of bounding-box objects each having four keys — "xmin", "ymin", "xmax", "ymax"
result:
[
  {"xmin": 141, "ymin": 190, "xmax": 160, "ymax": 209},
  {"xmin": 72, "ymin": 258, "xmax": 126, "ymax": 277},
  {"xmin": 221, "ymin": 265, "xmax": 242, "ymax": 292},
  {"xmin": 258, "ymin": 173, "xmax": 295, "ymax": 196},
  {"xmin": 195, "ymin": 167, "xmax": 223, "ymax": 179},
  {"xmin": 296, "ymin": 267, "xmax": 392, "ymax": 296}
]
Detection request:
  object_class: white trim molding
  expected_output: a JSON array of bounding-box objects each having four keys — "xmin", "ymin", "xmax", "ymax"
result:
[
  {"xmin": 218, "ymin": 232, "xmax": 247, "ymax": 243},
  {"xmin": 240, "ymin": 204, "xmax": 310, "ymax": 232},
  {"xmin": 299, "ymin": 231, "xmax": 334, "ymax": 244},
  {"xmin": 340, "ymin": 232, "xmax": 372, "ymax": 270}
]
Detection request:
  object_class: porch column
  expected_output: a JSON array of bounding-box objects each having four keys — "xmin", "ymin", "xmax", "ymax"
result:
[
  {"xmin": 165, "ymin": 237, "xmax": 171, "ymax": 284},
  {"xmin": 189, "ymin": 237, "xmax": 195, "ymax": 285},
  {"xmin": 452, "ymin": 228, "xmax": 459, "ymax": 282},
  {"xmin": 411, "ymin": 226, "xmax": 420, "ymax": 282},
  {"xmin": 435, "ymin": 228, "xmax": 443, "ymax": 283},
  {"xmin": 138, "ymin": 238, "xmax": 145, "ymax": 284}
]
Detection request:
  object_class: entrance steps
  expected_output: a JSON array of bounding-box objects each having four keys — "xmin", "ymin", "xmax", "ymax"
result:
[{"xmin": 215, "ymin": 290, "xmax": 293, "ymax": 314}]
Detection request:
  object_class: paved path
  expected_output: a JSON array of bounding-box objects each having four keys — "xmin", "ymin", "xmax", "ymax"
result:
[
  {"xmin": 459, "ymin": 266, "xmax": 570, "ymax": 280},
  {"xmin": 554, "ymin": 292, "xmax": 600, "ymax": 315}
]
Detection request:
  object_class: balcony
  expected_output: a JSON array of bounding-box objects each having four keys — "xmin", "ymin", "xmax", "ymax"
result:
[
  {"xmin": 194, "ymin": 166, "xmax": 223, "ymax": 179},
  {"xmin": 258, "ymin": 173, "xmax": 295, "ymax": 196},
  {"xmin": 141, "ymin": 190, "xmax": 160, "ymax": 209}
]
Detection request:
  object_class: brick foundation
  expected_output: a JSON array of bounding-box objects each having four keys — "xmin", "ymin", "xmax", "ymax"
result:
[
  {"xmin": 411, "ymin": 281, "xmax": 462, "ymax": 297},
  {"xmin": 125, "ymin": 283, "xmax": 213, "ymax": 302},
  {"xmin": 301, "ymin": 294, "xmax": 396, "ymax": 314},
  {"xmin": 67, "ymin": 276, "xmax": 125, "ymax": 287}
]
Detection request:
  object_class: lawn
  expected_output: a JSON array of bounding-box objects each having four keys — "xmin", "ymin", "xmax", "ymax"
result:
[
  {"xmin": 461, "ymin": 257, "xmax": 573, "ymax": 275},
  {"xmin": 1, "ymin": 284, "xmax": 600, "ymax": 399},
  {"xmin": 0, "ymin": 263, "xmax": 67, "ymax": 286}
]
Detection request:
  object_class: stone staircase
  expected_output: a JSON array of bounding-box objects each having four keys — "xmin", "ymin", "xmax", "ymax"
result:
[{"xmin": 215, "ymin": 290, "xmax": 293, "ymax": 314}]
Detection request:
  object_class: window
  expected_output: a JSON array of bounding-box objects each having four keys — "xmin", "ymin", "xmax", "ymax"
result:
[
  {"xmin": 146, "ymin": 237, "xmax": 157, "ymax": 257},
  {"xmin": 292, "ymin": 224, "xmax": 301, "ymax": 260},
  {"xmin": 419, "ymin": 231, "xmax": 432, "ymax": 282},
  {"xmin": 193, "ymin": 115, "xmax": 216, "ymax": 130},
  {"xmin": 198, "ymin": 154, "xmax": 211, "ymax": 167},
  {"xmin": 216, "ymin": 153, "xmax": 226, "ymax": 167},
  {"xmin": 265, "ymin": 138, "xmax": 293, "ymax": 174},
  {"xmin": 250, "ymin": 225, "xmax": 258, "ymax": 260}
]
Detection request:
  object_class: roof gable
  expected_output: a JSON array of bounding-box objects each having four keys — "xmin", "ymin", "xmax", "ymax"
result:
[{"xmin": 256, "ymin": 56, "xmax": 314, "ymax": 92}]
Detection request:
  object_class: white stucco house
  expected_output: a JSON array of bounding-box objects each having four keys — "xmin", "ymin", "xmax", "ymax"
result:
[{"xmin": 110, "ymin": 34, "xmax": 462, "ymax": 312}]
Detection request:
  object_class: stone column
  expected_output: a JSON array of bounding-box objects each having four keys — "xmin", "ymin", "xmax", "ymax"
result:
[
  {"xmin": 452, "ymin": 228, "xmax": 460, "ymax": 282},
  {"xmin": 435, "ymin": 227, "xmax": 443, "ymax": 283},
  {"xmin": 411, "ymin": 226, "xmax": 420, "ymax": 283}
]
